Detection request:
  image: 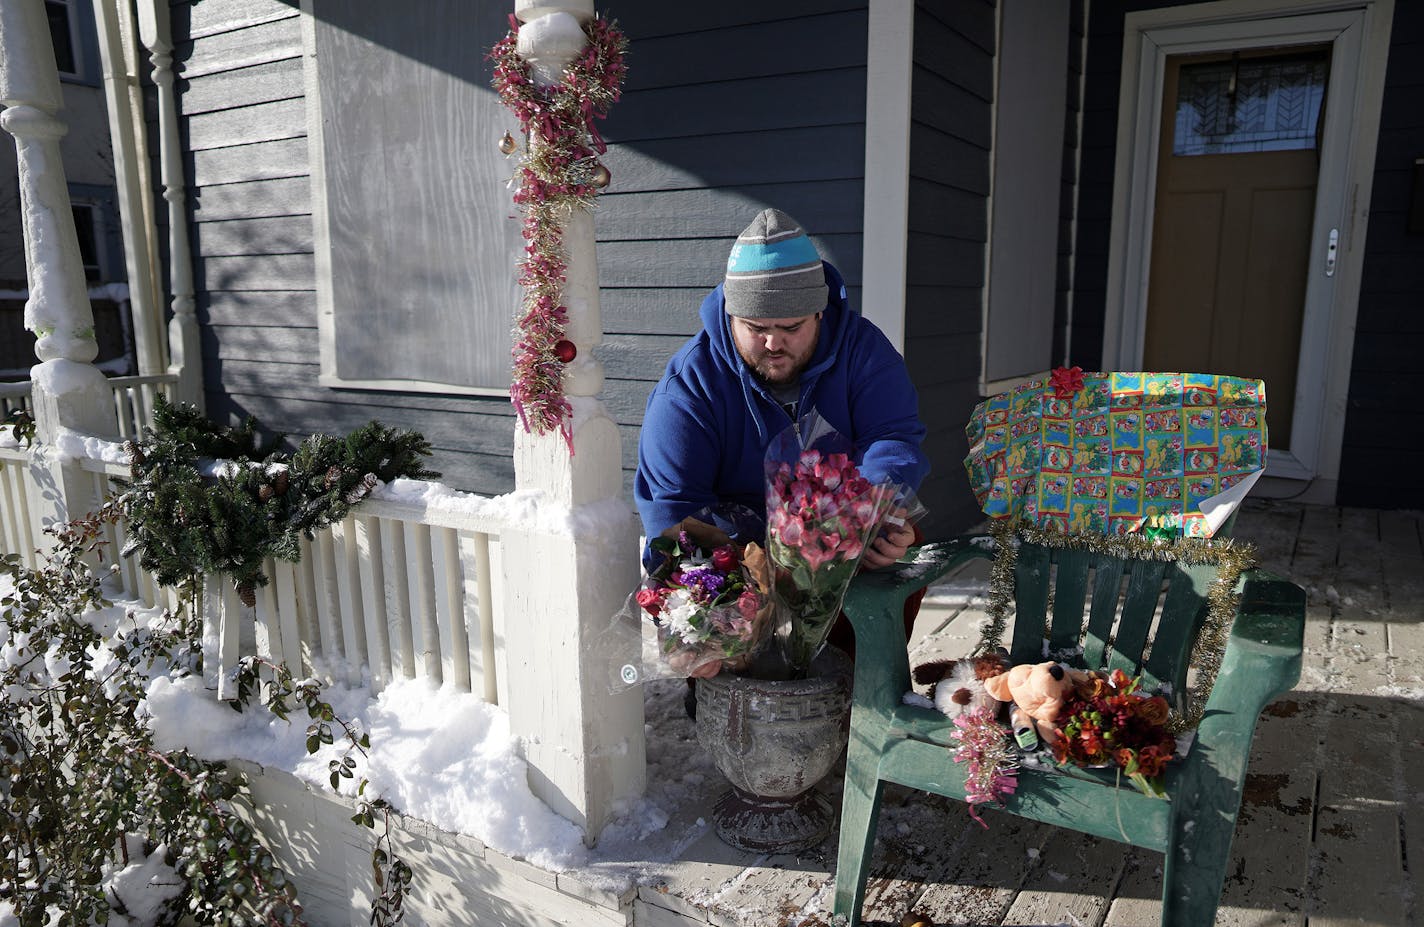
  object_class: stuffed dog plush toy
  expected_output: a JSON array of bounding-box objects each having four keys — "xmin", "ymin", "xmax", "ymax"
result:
[
  {"xmin": 983, "ymin": 660, "xmax": 1089, "ymax": 746},
  {"xmin": 911, "ymin": 652, "xmax": 1009, "ymax": 718}
]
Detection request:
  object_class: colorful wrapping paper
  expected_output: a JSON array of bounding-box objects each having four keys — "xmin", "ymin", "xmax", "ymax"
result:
[{"xmin": 964, "ymin": 372, "xmax": 1267, "ymax": 538}]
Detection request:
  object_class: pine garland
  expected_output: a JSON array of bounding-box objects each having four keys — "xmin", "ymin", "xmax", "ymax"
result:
[
  {"xmin": 117, "ymin": 397, "xmax": 439, "ymax": 607},
  {"xmin": 490, "ymin": 15, "xmax": 628, "ymax": 450},
  {"xmin": 974, "ymin": 519, "xmax": 1256, "ymax": 730}
]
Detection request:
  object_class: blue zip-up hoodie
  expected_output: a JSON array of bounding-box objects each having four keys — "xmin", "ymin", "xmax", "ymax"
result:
[{"xmin": 634, "ymin": 261, "xmax": 929, "ymax": 552}]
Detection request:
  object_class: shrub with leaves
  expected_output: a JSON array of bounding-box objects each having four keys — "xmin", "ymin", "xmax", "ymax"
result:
[
  {"xmin": 1, "ymin": 509, "xmax": 414, "ymax": 924},
  {"xmin": 0, "ymin": 511, "xmax": 301, "ymax": 924},
  {"xmin": 1, "ymin": 409, "xmax": 35, "ymax": 449},
  {"xmin": 229, "ymin": 659, "xmax": 413, "ymax": 922},
  {"xmin": 117, "ymin": 398, "xmax": 439, "ymax": 606}
]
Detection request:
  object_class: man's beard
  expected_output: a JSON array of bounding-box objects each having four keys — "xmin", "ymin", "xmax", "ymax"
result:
[{"xmin": 748, "ymin": 355, "xmax": 802, "ymax": 386}]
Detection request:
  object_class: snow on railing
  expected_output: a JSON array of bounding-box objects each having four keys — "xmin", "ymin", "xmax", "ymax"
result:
[
  {"xmin": 3, "ymin": 429, "xmax": 513, "ymax": 709},
  {"xmin": 0, "ymin": 373, "xmax": 174, "ymax": 440}
]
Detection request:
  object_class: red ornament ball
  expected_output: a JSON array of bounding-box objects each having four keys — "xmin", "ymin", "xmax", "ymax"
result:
[{"xmin": 554, "ymin": 340, "xmax": 577, "ymax": 363}]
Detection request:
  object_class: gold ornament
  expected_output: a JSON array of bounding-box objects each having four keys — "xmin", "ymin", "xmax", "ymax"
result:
[
  {"xmin": 590, "ymin": 163, "xmax": 611, "ymax": 189},
  {"xmin": 498, "ymin": 131, "xmax": 517, "ymax": 155}
]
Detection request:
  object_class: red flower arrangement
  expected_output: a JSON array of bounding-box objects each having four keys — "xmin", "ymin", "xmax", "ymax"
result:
[
  {"xmin": 629, "ymin": 525, "xmax": 771, "ymax": 680},
  {"xmin": 762, "ymin": 415, "xmax": 925, "ymax": 676},
  {"xmin": 1053, "ymin": 668, "xmax": 1176, "ymax": 798}
]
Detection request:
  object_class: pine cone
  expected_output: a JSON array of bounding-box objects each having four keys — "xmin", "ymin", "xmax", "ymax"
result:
[
  {"xmin": 273, "ymin": 471, "xmax": 289, "ymax": 495},
  {"xmin": 258, "ymin": 484, "xmax": 274, "ymax": 502},
  {"xmin": 344, "ymin": 472, "xmax": 378, "ymax": 506},
  {"xmin": 237, "ymin": 582, "xmax": 257, "ymax": 609},
  {"xmin": 124, "ymin": 440, "xmax": 146, "ymax": 466},
  {"xmin": 324, "ymin": 465, "xmax": 343, "ymax": 489}
]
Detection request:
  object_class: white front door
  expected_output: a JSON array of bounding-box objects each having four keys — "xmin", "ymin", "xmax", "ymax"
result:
[{"xmin": 1102, "ymin": 1, "xmax": 1395, "ymax": 484}]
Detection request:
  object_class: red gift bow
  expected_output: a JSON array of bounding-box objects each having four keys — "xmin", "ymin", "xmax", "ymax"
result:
[{"xmin": 1050, "ymin": 365, "xmax": 1085, "ymax": 399}]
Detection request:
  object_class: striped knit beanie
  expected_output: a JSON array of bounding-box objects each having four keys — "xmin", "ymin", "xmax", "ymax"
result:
[{"xmin": 723, "ymin": 208, "xmax": 826, "ymax": 319}]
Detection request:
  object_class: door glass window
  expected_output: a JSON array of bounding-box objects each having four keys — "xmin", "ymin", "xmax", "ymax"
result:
[{"xmin": 1172, "ymin": 50, "xmax": 1328, "ymax": 156}]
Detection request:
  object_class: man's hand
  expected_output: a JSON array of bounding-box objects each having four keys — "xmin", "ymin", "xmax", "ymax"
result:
[{"xmin": 861, "ymin": 519, "xmax": 915, "ymax": 570}]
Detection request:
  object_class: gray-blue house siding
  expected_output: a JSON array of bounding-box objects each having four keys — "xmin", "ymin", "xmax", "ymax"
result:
[
  {"xmin": 168, "ymin": 0, "xmax": 1421, "ymax": 536},
  {"xmin": 173, "ymin": 0, "xmax": 994, "ymax": 539}
]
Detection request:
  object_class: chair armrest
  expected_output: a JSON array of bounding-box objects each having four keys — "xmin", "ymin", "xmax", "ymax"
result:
[
  {"xmin": 841, "ymin": 536, "xmax": 996, "ymax": 705},
  {"xmin": 1196, "ymin": 569, "xmax": 1306, "ymax": 731},
  {"xmin": 1175, "ymin": 569, "xmax": 1305, "ymax": 790},
  {"xmin": 843, "ymin": 537, "xmax": 994, "ymax": 630},
  {"xmin": 1161, "ymin": 570, "xmax": 1304, "ymax": 913},
  {"xmin": 1224, "ymin": 569, "xmax": 1308, "ymax": 660}
]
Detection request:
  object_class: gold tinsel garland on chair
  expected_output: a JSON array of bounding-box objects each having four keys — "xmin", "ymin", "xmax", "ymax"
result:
[{"xmin": 974, "ymin": 519, "xmax": 1256, "ymax": 730}]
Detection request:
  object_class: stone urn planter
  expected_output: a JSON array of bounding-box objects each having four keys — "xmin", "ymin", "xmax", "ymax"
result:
[{"xmin": 694, "ymin": 646, "xmax": 853, "ymax": 853}]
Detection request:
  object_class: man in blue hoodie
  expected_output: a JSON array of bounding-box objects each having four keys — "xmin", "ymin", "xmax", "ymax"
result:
[{"xmin": 635, "ymin": 208, "xmax": 929, "ymax": 570}]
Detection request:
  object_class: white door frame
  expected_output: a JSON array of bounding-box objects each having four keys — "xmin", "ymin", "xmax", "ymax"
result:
[{"xmin": 1101, "ymin": 0, "xmax": 1394, "ymax": 483}]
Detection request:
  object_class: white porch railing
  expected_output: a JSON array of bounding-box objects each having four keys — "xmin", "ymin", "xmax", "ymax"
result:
[
  {"xmin": 0, "ymin": 374, "xmax": 176, "ymax": 572},
  {"xmin": 0, "ymin": 373, "xmax": 176, "ymax": 440},
  {"xmin": 106, "ymin": 372, "xmax": 179, "ymax": 438},
  {"xmin": 0, "ymin": 445, "xmax": 40, "ymax": 570},
  {"xmin": 204, "ymin": 493, "xmax": 507, "ymax": 705},
  {"xmin": 62, "ymin": 455, "xmax": 509, "ymax": 706},
  {"xmin": 0, "ymin": 381, "xmax": 31, "ymax": 419}
]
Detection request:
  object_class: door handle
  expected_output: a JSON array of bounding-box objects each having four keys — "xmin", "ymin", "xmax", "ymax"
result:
[{"xmin": 1325, "ymin": 228, "xmax": 1338, "ymax": 277}]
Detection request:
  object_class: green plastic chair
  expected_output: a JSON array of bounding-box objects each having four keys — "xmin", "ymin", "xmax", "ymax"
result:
[{"xmin": 832, "ymin": 534, "xmax": 1306, "ymax": 927}]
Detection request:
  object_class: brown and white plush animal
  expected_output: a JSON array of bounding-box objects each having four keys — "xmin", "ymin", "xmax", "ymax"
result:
[
  {"xmin": 982, "ymin": 660, "xmax": 1092, "ymax": 745},
  {"xmin": 911, "ymin": 652, "xmax": 1010, "ymax": 718}
]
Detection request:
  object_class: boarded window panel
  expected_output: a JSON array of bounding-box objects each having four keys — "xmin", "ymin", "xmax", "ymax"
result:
[
  {"xmin": 312, "ymin": 0, "xmax": 520, "ymax": 392},
  {"xmin": 983, "ymin": 0, "xmax": 1069, "ymax": 386}
]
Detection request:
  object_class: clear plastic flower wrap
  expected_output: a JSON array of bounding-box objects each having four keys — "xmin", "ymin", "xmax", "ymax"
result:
[
  {"xmin": 607, "ymin": 505, "xmax": 774, "ymax": 691},
  {"xmin": 764, "ymin": 412, "xmax": 927, "ymax": 676}
]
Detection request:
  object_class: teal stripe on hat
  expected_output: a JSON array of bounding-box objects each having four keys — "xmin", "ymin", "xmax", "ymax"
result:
[{"xmin": 726, "ymin": 236, "xmax": 821, "ymax": 275}]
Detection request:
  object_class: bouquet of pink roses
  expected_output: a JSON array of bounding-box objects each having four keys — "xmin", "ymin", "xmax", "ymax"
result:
[
  {"xmin": 764, "ymin": 415, "xmax": 922, "ymax": 676},
  {"xmin": 609, "ymin": 509, "xmax": 774, "ymax": 688}
]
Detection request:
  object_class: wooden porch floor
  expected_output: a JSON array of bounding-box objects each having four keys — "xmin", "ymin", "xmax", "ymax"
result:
[{"xmin": 614, "ymin": 500, "xmax": 1422, "ymax": 927}]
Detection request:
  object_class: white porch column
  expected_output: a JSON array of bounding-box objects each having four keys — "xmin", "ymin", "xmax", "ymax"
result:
[
  {"xmin": 1, "ymin": 0, "xmax": 118, "ymax": 534},
  {"xmin": 498, "ymin": 0, "xmax": 645, "ymax": 843}
]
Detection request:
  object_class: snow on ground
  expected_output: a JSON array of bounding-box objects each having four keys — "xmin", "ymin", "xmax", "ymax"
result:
[
  {"xmin": 0, "ymin": 563, "xmax": 720, "ymax": 901},
  {"xmin": 145, "ymin": 648, "xmax": 717, "ymax": 891}
]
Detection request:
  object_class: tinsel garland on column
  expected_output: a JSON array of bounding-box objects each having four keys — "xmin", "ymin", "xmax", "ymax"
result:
[
  {"xmin": 973, "ymin": 520, "xmax": 1257, "ymax": 731},
  {"xmin": 490, "ymin": 16, "xmax": 628, "ymax": 450}
]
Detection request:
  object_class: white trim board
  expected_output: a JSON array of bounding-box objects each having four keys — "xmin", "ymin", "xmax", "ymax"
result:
[
  {"xmin": 1101, "ymin": 0, "xmax": 1394, "ymax": 483},
  {"xmin": 860, "ymin": 0, "xmax": 914, "ymax": 353}
]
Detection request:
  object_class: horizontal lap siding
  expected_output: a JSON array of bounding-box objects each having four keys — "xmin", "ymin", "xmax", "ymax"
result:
[
  {"xmin": 1338, "ymin": 2, "xmax": 1424, "ymax": 508},
  {"xmin": 176, "ymin": 1, "xmax": 879, "ymax": 503},
  {"xmin": 596, "ymin": 2, "xmax": 871, "ymax": 501},
  {"xmin": 905, "ymin": 1, "xmax": 996, "ymax": 535}
]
